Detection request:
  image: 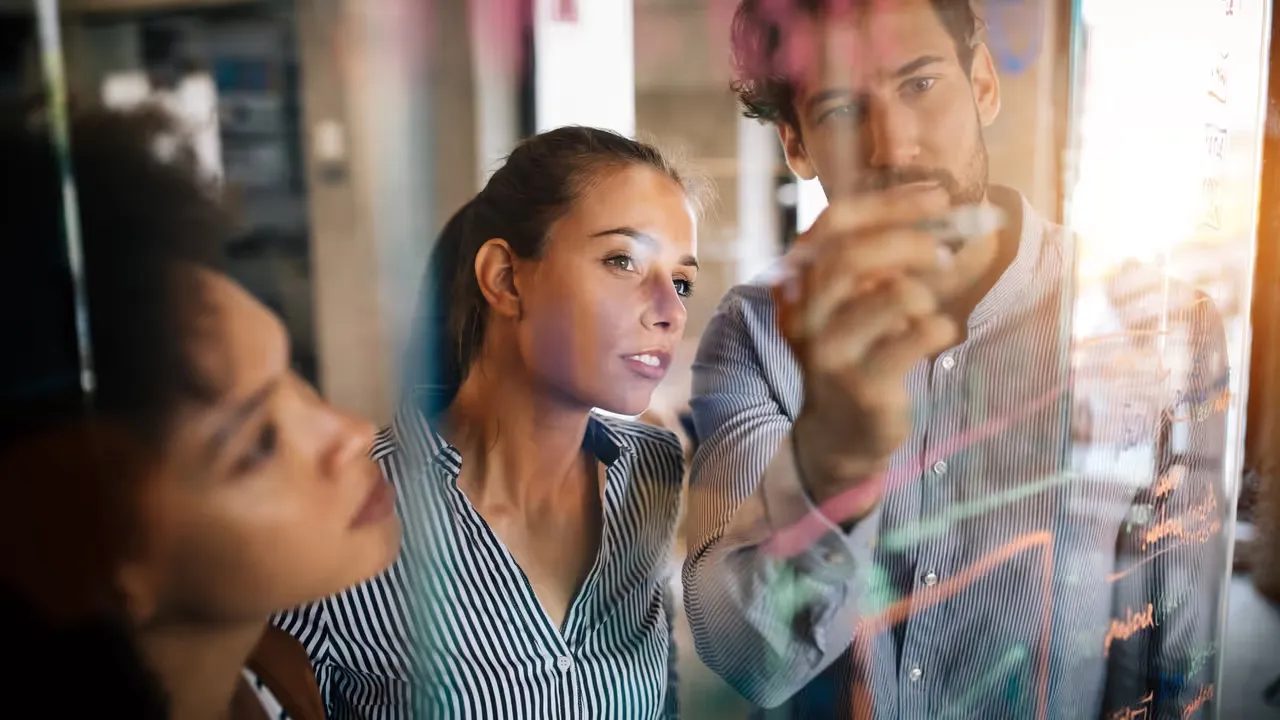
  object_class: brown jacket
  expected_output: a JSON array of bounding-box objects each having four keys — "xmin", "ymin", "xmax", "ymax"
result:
[{"xmin": 242, "ymin": 626, "xmax": 326, "ymax": 720}]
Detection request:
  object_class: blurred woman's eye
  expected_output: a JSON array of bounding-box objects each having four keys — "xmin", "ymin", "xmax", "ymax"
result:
[
  {"xmin": 673, "ymin": 278, "xmax": 694, "ymax": 298},
  {"xmin": 232, "ymin": 422, "xmax": 278, "ymax": 476},
  {"xmin": 604, "ymin": 253, "xmax": 635, "ymax": 272}
]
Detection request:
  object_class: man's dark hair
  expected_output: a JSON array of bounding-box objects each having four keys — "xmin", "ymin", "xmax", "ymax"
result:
[{"xmin": 730, "ymin": 0, "xmax": 982, "ymax": 128}]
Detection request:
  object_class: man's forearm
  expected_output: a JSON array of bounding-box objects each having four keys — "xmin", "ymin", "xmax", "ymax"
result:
[{"xmin": 683, "ymin": 433, "xmax": 879, "ymax": 708}]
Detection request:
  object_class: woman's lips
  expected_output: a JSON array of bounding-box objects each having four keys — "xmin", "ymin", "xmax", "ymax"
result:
[
  {"xmin": 350, "ymin": 470, "xmax": 396, "ymax": 529},
  {"xmin": 621, "ymin": 351, "xmax": 671, "ymax": 381}
]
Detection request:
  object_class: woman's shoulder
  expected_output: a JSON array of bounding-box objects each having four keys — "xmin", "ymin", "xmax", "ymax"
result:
[
  {"xmin": 244, "ymin": 626, "xmax": 326, "ymax": 720},
  {"xmin": 589, "ymin": 413, "xmax": 685, "ymax": 476}
]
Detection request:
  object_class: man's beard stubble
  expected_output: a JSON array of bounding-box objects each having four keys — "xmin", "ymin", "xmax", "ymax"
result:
[{"xmin": 852, "ymin": 135, "xmax": 989, "ymax": 207}]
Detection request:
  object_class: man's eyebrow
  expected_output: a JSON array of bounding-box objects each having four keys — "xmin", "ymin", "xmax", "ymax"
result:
[
  {"xmin": 590, "ymin": 227, "xmax": 699, "ymax": 270},
  {"xmin": 804, "ymin": 55, "xmax": 947, "ymax": 113},
  {"xmin": 205, "ymin": 378, "xmax": 279, "ymax": 460},
  {"xmin": 805, "ymin": 88, "xmax": 856, "ymax": 114},
  {"xmin": 892, "ymin": 55, "xmax": 946, "ymax": 78}
]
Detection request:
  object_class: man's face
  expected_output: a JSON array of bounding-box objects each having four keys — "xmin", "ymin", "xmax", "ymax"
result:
[{"xmin": 780, "ymin": 0, "xmax": 1001, "ymax": 206}]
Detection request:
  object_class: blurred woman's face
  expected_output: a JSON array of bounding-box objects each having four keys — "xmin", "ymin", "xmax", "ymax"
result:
[
  {"xmin": 512, "ymin": 165, "xmax": 698, "ymax": 416},
  {"xmin": 126, "ymin": 269, "xmax": 400, "ymax": 624}
]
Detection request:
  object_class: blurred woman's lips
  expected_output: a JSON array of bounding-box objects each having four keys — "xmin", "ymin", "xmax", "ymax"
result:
[
  {"xmin": 621, "ymin": 350, "xmax": 671, "ymax": 381},
  {"xmin": 350, "ymin": 467, "xmax": 396, "ymax": 529}
]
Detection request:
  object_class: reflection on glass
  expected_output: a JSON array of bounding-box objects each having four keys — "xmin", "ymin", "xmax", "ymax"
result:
[{"xmin": 1066, "ymin": 0, "xmax": 1269, "ymax": 717}]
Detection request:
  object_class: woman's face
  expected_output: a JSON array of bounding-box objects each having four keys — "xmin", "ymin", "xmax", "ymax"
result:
[
  {"xmin": 127, "ymin": 269, "xmax": 401, "ymax": 624},
  {"xmin": 513, "ymin": 164, "xmax": 698, "ymax": 416}
]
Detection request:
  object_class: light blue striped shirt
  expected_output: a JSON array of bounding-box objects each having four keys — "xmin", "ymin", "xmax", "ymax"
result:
[
  {"xmin": 683, "ymin": 187, "xmax": 1229, "ymax": 719},
  {"xmin": 276, "ymin": 401, "xmax": 685, "ymax": 719}
]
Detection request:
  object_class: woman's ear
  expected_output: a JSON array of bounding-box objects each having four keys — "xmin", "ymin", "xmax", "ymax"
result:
[
  {"xmin": 115, "ymin": 560, "xmax": 159, "ymax": 626},
  {"xmin": 474, "ymin": 239, "xmax": 522, "ymax": 321}
]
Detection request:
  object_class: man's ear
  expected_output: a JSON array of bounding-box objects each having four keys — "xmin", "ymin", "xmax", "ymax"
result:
[
  {"xmin": 474, "ymin": 238, "xmax": 522, "ymax": 321},
  {"xmin": 969, "ymin": 42, "xmax": 1002, "ymax": 127},
  {"xmin": 778, "ymin": 122, "xmax": 819, "ymax": 180}
]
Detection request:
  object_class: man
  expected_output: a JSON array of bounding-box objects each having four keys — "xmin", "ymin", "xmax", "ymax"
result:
[{"xmin": 684, "ymin": 1, "xmax": 1229, "ymax": 718}]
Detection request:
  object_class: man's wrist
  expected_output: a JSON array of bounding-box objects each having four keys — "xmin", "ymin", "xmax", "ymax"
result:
[{"xmin": 792, "ymin": 414, "xmax": 882, "ymax": 525}]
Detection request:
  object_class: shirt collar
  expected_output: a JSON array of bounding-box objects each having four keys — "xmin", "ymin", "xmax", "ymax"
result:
[
  {"xmin": 390, "ymin": 394, "xmax": 628, "ymax": 479},
  {"xmin": 969, "ymin": 185, "xmax": 1059, "ymax": 327}
]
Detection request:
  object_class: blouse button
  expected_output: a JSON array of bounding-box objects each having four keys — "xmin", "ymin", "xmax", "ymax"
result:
[{"xmin": 556, "ymin": 656, "xmax": 572, "ymax": 672}]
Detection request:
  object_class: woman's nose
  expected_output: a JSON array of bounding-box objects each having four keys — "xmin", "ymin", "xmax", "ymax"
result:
[
  {"xmin": 320, "ymin": 404, "xmax": 377, "ymax": 478},
  {"xmin": 641, "ymin": 277, "xmax": 687, "ymax": 332}
]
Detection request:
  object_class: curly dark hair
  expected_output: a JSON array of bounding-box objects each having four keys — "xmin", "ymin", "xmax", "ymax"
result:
[
  {"xmin": 730, "ymin": 0, "xmax": 982, "ymax": 128},
  {"xmin": 0, "ymin": 106, "xmax": 226, "ymax": 447},
  {"xmin": 0, "ymin": 106, "xmax": 228, "ymax": 716}
]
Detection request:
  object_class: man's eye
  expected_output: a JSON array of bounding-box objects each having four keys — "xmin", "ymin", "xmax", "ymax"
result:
[
  {"xmin": 818, "ymin": 105, "xmax": 854, "ymax": 124},
  {"xmin": 605, "ymin": 254, "xmax": 635, "ymax": 271},
  {"xmin": 673, "ymin": 278, "xmax": 694, "ymax": 298},
  {"xmin": 904, "ymin": 77, "xmax": 936, "ymax": 95}
]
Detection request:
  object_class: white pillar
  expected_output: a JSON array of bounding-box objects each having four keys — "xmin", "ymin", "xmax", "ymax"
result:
[
  {"xmin": 470, "ymin": 0, "xmax": 522, "ymax": 185},
  {"xmin": 533, "ymin": 0, "xmax": 635, "ymax": 136},
  {"xmin": 736, "ymin": 115, "xmax": 780, "ymax": 282},
  {"xmin": 796, "ymin": 177, "xmax": 828, "ymax": 234}
]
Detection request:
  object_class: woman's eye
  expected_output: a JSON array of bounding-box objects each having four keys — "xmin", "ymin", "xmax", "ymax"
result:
[
  {"xmin": 673, "ymin": 278, "xmax": 694, "ymax": 298},
  {"xmin": 604, "ymin": 254, "xmax": 635, "ymax": 272},
  {"xmin": 233, "ymin": 423, "xmax": 278, "ymax": 476}
]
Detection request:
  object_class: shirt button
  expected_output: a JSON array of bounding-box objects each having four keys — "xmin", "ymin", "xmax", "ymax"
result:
[
  {"xmin": 932, "ymin": 460, "xmax": 948, "ymax": 475},
  {"xmin": 908, "ymin": 665, "xmax": 924, "ymax": 682},
  {"xmin": 556, "ymin": 656, "xmax": 572, "ymax": 672},
  {"xmin": 940, "ymin": 355, "xmax": 956, "ymax": 370},
  {"xmin": 922, "ymin": 571, "xmax": 938, "ymax": 587}
]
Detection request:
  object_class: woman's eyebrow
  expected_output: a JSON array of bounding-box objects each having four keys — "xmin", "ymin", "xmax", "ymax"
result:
[
  {"xmin": 204, "ymin": 377, "xmax": 280, "ymax": 461},
  {"xmin": 590, "ymin": 227, "xmax": 699, "ymax": 269}
]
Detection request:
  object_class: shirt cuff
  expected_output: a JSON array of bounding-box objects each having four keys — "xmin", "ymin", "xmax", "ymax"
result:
[{"xmin": 759, "ymin": 433, "xmax": 880, "ymax": 584}]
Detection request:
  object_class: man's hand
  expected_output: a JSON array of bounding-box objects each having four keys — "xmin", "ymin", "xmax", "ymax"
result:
[{"xmin": 776, "ymin": 187, "xmax": 958, "ymax": 519}]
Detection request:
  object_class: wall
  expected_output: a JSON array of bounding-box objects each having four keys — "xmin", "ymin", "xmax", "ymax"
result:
[{"xmin": 295, "ymin": 0, "xmax": 475, "ymax": 423}]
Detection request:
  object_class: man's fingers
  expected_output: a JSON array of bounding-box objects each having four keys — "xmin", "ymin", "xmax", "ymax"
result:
[
  {"xmin": 860, "ymin": 315, "xmax": 958, "ymax": 379},
  {"xmin": 800, "ymin": 187, "xmax": 950, "ymax": 246},
  {"xmin": 808, "ymin": 228, "xmax": 941, "ymax": 291},
  {"xmin": 807, "ymin": 278, "xmax": 939, "ymax": 366}
]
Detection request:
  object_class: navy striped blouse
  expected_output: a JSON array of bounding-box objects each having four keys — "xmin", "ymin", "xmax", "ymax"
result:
[{"xmin": 276, "ymin": 402, "xmax": 685, "ymax": 719}]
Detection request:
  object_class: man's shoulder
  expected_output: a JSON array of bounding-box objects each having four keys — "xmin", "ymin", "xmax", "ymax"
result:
[{"xmin": 703, "ymin": 267, "xmax": 784, "ymax": 340}]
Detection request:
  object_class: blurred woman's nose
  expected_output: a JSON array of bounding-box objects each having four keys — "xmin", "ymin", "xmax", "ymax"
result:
[
  {"xmin": 641, "ymin": 274, "xmax": 687, "ymax": 333},
  {"xmin": 319, "ymin": 403, "xmax": 377, "ymax": 479}
]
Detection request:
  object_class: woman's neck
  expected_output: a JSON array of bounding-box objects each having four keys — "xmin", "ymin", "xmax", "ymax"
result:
[
  {"xmin": 138, "ymin": 620, "xmax": 265, "ymax": 720},
  {"xmin": 446, "ymin": 356, "xmax": 594, "ymax": 511}
]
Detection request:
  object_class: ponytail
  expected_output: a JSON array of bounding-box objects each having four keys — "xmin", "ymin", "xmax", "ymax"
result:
[{"xmin": 405, "ymin": 198, "xmax": 480, "ymax": 418}]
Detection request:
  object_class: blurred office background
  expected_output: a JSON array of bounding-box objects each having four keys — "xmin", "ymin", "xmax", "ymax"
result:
[{"xmin": 3, "ymin": 0, "xmax": 1279, "ymax": 716}]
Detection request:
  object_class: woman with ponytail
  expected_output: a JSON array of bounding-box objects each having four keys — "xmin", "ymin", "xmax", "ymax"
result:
[{"xmin": 277, "ymin": 126, "xmax": 700, "ymax": 719}]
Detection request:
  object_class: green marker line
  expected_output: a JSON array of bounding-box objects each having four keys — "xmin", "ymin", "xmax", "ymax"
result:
[
  {"xmin": 936, "ymin": 644, "xmax": 1031, "ymax": 719},
  {"xmin": 883, "ymin": 472, "xmax": 1077, "ymax": 552}
]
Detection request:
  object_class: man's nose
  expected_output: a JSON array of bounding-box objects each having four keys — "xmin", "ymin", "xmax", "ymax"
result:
[{"xmin": 863, "ymin": 98, "xmax": 921, "ymax": 169}]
